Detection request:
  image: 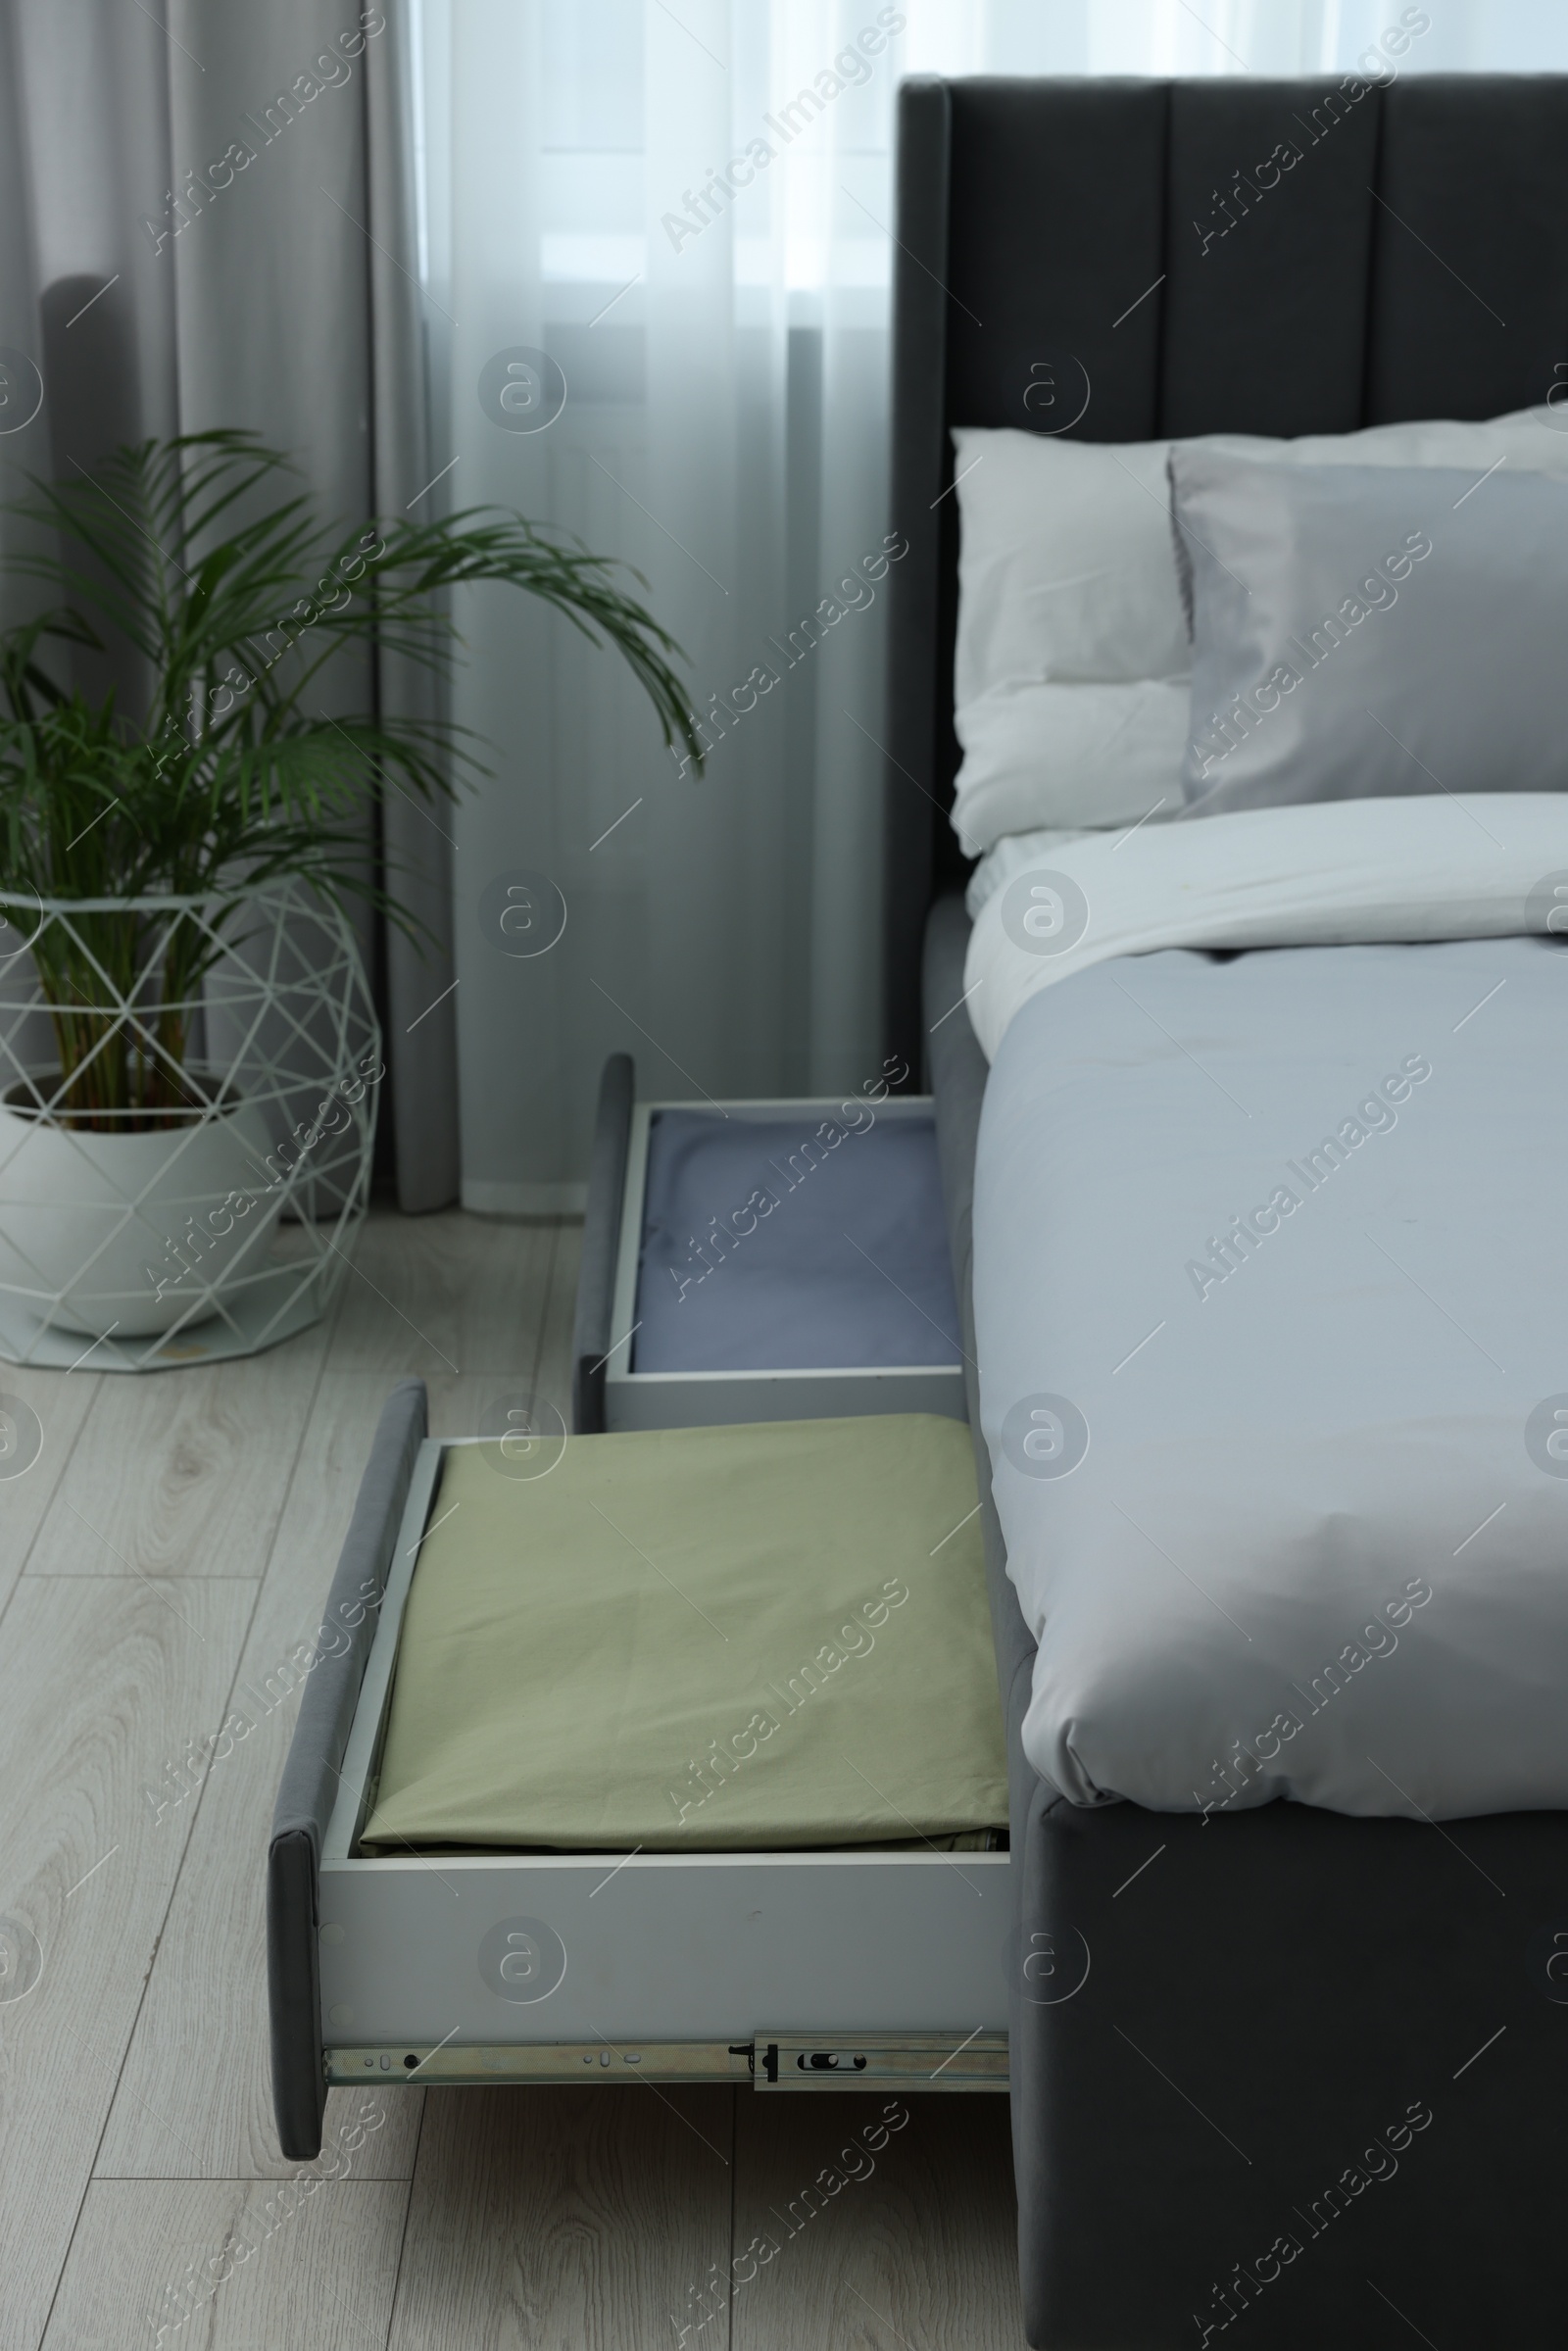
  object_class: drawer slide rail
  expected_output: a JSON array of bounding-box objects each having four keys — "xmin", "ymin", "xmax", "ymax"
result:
[{"xmin": 326, "ymin": 2032, "xmax": 1008, "ymax": 2091}]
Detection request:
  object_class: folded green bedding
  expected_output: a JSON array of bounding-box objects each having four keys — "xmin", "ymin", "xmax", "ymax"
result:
[{"xmin": 362, "ymin": 1414, "xmax": 1007, "ymax": 1851}]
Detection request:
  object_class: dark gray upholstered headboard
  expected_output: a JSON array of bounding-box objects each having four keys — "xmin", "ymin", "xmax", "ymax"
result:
[{"xmin": 882, "ymin": 72, "xmax": 1568, "ymax": 1067}]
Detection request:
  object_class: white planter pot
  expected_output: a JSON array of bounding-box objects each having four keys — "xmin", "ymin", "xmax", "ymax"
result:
[
  {"xmin": 0, "ymin": 1083, "xmax": 284, "ymax": 1337},
  {"xmin": 0, "ymin": 882, "xmax": 379, "ymax": 1370}
]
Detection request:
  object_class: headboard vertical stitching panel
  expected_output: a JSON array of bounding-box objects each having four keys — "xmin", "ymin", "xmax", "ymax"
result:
[
  {"xmin": 1157, "ymin": 77, "xmax": 1380, "ymax": 438},
  {"xmin": 1365, "ymin": 74, "xmax": 1568, "ymax": 424},
  {"xmin": 1357, "ymin": 81, "xmax": 1391, "ymax": 429}
]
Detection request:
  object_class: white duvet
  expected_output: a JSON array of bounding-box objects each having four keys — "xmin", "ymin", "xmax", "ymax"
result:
[
  {"xmin": 963, "ymin": 794, "xmax": 1568, "ymax": 1061},
  {"xmin": 967, "ymin": 794, "xmax": 1568, "ymax": 1818}
]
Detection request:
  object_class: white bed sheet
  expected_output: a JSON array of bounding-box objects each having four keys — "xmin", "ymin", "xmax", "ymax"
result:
[{"xmin": 963, "ymin": 795, "xmax": 1568, "ymax": 1061}]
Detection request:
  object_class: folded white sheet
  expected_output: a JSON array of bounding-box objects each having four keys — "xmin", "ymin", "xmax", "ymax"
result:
[{"xmin": 963, "ymin": 795, "xmax": 1568, "ymax": 1060}]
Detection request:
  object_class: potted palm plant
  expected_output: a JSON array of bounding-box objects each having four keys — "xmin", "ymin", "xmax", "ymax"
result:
[{"xmin": 0, "ymin": 431, "xmax": 699, "ymax": 1365}]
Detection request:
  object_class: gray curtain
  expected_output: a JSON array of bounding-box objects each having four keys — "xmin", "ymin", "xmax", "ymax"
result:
[{"xmin": 0, "ymin": 0, "xmax": 457, "ymax": 1210}]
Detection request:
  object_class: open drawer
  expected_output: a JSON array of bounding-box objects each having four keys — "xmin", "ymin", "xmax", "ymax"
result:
[
  {"xmin": 268, "ymin": 1384, "xmax": 1008, "ymax": 2159},
  {"xmin": 570, "ymin": 1055, "xmax": 966, "ymax": 1433}
]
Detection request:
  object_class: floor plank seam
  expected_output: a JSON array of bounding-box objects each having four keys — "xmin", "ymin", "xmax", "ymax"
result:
[
  {"xmin": 330, "ymin": 1234, "xmax": 465, "ymax": 1378},
  {"xmin": 85, "ymin": 1323, "xmax": 344, "ymax": 2192},
  {"xmin": 43, "ymin": 1280, "xmax": 354, "ymax": 2335},
  {"xmin": 0, "ymin": 1374, "xmax": 103, "ymax": 1622},
  {"xmin": 57, "ymin": 1310, "xmax": 337, "ymax": 2288},
  {"xmin": 726, "ymin": 2086, "xmax": 739, "ymax": 2351},
  {"xmin": 380, "ymin": 2077, "xmax": 430, "ymax": 2346},
  {"xmin": 29, "ymin": 1722, "xmax": 249, "ymax": 2351},
  {"xmin": 124, "ymin": 1327, "xmax": 335, "ymax": 1892}
]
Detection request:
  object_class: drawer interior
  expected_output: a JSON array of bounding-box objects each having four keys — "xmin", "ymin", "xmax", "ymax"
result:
[
  {"xmin": 633, "ymin": 1103, "xmax": 960, "ymax": 1373},
  {"xmin": 603, "ymin": 1095, "xmax": 967, "ymax": 1428}
]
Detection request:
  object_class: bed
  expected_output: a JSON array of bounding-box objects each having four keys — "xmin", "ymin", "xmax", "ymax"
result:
[{"xmin": 884, "ymin": 69, "xmax": 1568, "ymax": 2350}]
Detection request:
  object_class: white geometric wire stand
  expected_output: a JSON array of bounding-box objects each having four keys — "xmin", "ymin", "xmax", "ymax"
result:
[{"xmin": 0, "ymin": 880, "xmax": 380, "ymax": 1371}]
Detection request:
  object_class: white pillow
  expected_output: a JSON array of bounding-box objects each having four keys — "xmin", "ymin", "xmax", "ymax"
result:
[{"xmin": 951, "ymin": 406, "xmax": 1568, "ymax": 856}]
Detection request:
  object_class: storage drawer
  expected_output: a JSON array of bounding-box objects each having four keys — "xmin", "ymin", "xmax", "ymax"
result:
[
  {"xmin": 571, "ymin": 1056, "xmax": 966, "ymax": 1433},
  {"xmin": 315, "ymin": 1437, "xmax": 1007, "ymax": 2085}
]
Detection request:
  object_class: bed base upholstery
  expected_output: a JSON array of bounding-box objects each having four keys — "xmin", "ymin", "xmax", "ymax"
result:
[{"xmin": 924, "ymin": 895, "xmax": 1568, "ymax": 2346}]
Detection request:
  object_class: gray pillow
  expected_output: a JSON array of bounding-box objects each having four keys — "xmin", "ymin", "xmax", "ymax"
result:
[{"xmin": 1170, "ymin": 448, "xmax": 1568, "ymax": 813}]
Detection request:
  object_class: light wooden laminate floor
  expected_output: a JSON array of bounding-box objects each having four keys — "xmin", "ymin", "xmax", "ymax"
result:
[{"xmin": 0, "ymin": 1207, "xmax": 1023, "ymax": 2351}]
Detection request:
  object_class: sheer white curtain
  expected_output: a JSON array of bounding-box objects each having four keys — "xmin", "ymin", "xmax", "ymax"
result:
[{"xmin": 411, "ymin": 0, "xmax": 1568, "ymax": 1208}]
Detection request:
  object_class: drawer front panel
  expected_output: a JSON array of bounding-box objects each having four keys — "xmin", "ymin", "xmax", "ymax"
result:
[{"xmin": 318, "ymin": 1851, "xmax": 1008, "ymax": 2045}]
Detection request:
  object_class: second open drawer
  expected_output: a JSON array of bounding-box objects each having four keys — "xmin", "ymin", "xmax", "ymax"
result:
[{"xmin": 571, "ymin": 1056, "xmax": 967, "ymax": 1433}]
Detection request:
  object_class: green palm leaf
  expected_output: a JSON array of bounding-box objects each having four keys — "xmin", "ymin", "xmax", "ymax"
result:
[{"xmin": 0, "ymin": 430, "xmax": 704, "ymax": 1121}]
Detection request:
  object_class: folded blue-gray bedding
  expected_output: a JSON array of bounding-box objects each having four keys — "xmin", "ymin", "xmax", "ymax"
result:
[{"xmin": 634, "ymin": 1109, "xmax": 961, "ymax": 1372}]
